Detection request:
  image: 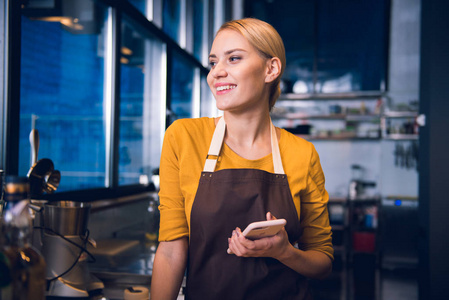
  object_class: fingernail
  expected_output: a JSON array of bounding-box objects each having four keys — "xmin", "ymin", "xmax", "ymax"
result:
[{"xmin": 232, "ymin": 230, "xmax": 236, "ymax": 236}]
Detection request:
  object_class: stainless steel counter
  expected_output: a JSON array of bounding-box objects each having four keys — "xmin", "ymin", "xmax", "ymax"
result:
[{"xmin": 88, "ymin": 239, "xmax": 155, "ymax": 299}]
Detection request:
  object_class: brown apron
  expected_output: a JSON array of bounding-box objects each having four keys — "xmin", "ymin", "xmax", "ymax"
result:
[{"xmin": 186, "ymin": 117, "xmax": 309, "ymax": 300}]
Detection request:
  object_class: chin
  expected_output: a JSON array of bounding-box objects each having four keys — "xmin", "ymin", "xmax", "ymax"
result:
[{"xmin": 215, "ymin": 100, "xmax": 233, "ymax": 111}]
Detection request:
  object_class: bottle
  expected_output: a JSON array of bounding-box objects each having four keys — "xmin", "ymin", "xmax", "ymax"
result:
[
  {"xmin": 0, "ymin": 176, "xmax": 46, "ymax": 300},
  {"xmin": 145, "ymin": 197, "xmax": 160, "ymax": 249}
]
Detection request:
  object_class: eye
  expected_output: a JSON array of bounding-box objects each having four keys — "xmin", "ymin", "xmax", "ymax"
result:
[
  {"xmin": 229, "ymin": 56, "xmax": 241, "ymax": 62},
  {"xmin": 209, "ymin": 60, "xmax": 217, "ymax": 68}
]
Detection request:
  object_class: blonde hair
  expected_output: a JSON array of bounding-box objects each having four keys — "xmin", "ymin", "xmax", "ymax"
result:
[{"xmin": 217, "ymin": 18, "xmax": 286, "ymax": 110}]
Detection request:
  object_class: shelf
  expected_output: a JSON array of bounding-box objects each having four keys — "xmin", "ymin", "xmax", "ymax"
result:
[
  {"xmin": 298, "ymin": 135, "xmax": 381, "ymax": 141},
  {"xmin": 279, "ymin": 91, "xmax": 385, "ymax": 101},
  {"xmin": 326, "ymin": 193, "xmax": 381, "ymax": 300},
  {"xmin": 383, "ymin": 111, "xmax": 418, "ymax": 118},
  {"xmin": 273, "ymin": 113, "xmax": 380, "ymax": 121},
  {"xmin": 384, "ymin": 195, "xmax": 418, "ymax": 200},
  {"xmin": 346, "ymin": 114, "xmax": 380, "ymax": 122},
  {"xmin": 331, "ymin": 225, "xmax": 346, "ymax": 231},
  {"xmin": 380, "ymin": 111, "xmax": 419, "ymax": 140},
  {"xmin": 383, "ymin": 134, "xmax": 418, "ymax": 140},
  {"xmin": 273, "ymin": 98, "xmax": 420, "ymax": 141},
  {"xmin": 295, "ymin": 132, "xmax": 416, "ymax": 141},
  {"xmin": 303, "ymin": 135, "xmax": 417, "ymax": 141},
  {"xmin": 348, "ymin": 196, "xmax": 381, "ymax": 202},
  {"xmin": 329, "ymin": 197, "xmax": 348, "ymax": 203}
]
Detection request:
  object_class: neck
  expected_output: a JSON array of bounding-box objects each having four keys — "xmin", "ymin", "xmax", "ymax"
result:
[{"xmin": 221, "ymin": 111, "xmax": 273, "ymax": 159}]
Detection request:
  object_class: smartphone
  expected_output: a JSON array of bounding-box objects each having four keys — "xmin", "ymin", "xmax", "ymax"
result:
[
  {"xmin": 242, "ymin": 219, "xmax": 287, "ymax": 240},
  {"xmin": 227, "ymin": 219, "xmax": 287, "ymax": 254}
]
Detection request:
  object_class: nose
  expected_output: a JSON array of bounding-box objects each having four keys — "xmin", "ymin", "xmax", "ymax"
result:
[{"xmin": 210, "ymin": 60, "xmax": 227, "ymax": 78}]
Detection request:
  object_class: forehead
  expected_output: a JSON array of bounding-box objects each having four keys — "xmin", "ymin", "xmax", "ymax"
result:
[{"xmin": 210, "ymin": 29, "xmax": 254, "ymax": 53}]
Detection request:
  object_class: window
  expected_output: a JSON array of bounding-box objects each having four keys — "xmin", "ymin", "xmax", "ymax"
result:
[
  {"xmin": 2, "ymin": 0, "xmax": 213, "ymax": 198},
  {"xmin": 192, "ymin": 0, "xmax": 206, "ymax": 62},
  {"xmin": 245, "ymin": 0, "xmax": 315, "ymax": 94},
  {"xmin": 128, "ymin": 0, "xmax": 147, "ymax": 15},
  {"xmin": 168, "ymin": 51, "xmax": 196, "ymax": 124},
  {"xmin": 20, "ymin": 2, "xmax": 108, "ymax": 191},
  {"xmin": 316, "ymin": 0, "xmax": 388, "ymax": 93},
  {"xmin": 200, "ymin": 74, "xmax": 216, "ymax": 117},
  {"xmin": 162, "ymin": 0, "xmax": 181, "ymax": 42},
  {"xmin": 119, "ymin": 18, "xmax": 166, "ymax": 185},
  {"xmin": 245, "ymin": 0, "xmax": 389, "ymax": 94}
]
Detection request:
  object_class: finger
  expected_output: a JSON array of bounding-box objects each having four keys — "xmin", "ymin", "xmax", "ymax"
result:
[
  {"xmin": 228, "ymin": 236, "xmax": 240, "ymax": 255},
  {"xmin": 229, "ymin": 228, "xmax": 246, "ymax": 254},
  {"xmin": 236, "ymin": 227, "xmax": 243, "ymax": 237},
  {"xmin": 227, "ymin": 229, "xmax": 239, "ymax": 255},
  {"xmin": 228, "ymin": 235, "xmax": 242, "ymax": 256},
  {"xmin": 252, "ymin": 236, "xmax": 272, "ymax": 251},
  {"xmin": 266, "ymin": 212, "xmax": 277, "ymax": 220},
  {"xmin": 238, "ymin": 229, "xmax": 262, "ymax": 255},
  {"xmin": 231, "ymin": 229, "xmax": 252, "ymax": 256},
  {"xmin": 227, "ymin": 238, "xmax": 233, "ymax": 254}
]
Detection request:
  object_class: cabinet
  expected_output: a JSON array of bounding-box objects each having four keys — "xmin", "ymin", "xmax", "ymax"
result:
[
  {"xmin": 324, "ymin": 197, "xmax": 381, "ymax": 300},
  {"xmin": 348, "ymin": 198, "xmax": 381, "ymax": 300},
  {"xmin": 327, "ymin": 197, "xmax": 349, "ymax": 300},
  {"xmin": 311, "ymin": 196, "xmax": 349, "ymax": 300}
]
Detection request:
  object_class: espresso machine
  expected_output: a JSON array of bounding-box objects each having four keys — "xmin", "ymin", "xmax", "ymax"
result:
[
  {"xmin": 38, "ymin": 201, "xmax": 104, "ymax": 298},
  {"xmin": 27, "ymin": 129, "xmax": 104, "ymax": 298}
]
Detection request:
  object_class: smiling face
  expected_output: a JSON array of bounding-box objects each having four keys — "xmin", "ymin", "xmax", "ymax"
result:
[{"xmin": 207, "ymin": 29, "xmax": 273, "ymax": 114}]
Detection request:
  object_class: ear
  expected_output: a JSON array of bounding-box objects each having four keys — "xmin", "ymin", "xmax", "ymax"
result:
[{"xmin": 265, "ymin": 57, "xmax": 281, "ymax": 83}]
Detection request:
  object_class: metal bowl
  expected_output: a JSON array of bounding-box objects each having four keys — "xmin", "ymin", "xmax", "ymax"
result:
[{"xmin": 44, "ymin": 201, "xmax": 91, "ymax": 236}]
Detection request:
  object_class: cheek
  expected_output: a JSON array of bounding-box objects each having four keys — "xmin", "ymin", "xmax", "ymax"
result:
[
  {"xmin": 241, "ymin": 66, "xmax": 264, "ymax": 85},
  {"xmin": 206, "ymin": 73, "xmax": 214, "ymax": 90}
]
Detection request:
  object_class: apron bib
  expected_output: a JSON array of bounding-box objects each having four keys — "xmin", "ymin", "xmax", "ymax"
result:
[{"xmin": 186, "ymin": 117, "xmax": 309, "ymax": 300}]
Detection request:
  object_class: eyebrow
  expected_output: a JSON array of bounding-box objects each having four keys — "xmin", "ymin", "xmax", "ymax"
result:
[{"xmin": 209, "ymin": 48, "xmax": 247, "ymax": 59}]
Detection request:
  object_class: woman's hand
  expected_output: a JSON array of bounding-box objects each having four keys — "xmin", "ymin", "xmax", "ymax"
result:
[
  {"xmin": 227, "ymin": 212, "xmax": 333, "ymax": 279},
  {"xmin": 227, "ymin": 212, "xmax": 293, "ymax": 260}
]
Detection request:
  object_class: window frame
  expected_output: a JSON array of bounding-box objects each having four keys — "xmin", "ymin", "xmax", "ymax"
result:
[{"xmin": 1, "ymin": 0, "xmax": 213, "ymax": 201}]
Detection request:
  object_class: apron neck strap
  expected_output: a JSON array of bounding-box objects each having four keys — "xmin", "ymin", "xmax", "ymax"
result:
[
  {"xmin": 203, "ymin": 117, "xmax": 285, "ymax": 174},
  {"xmin": 270, "ymin": 119, "xmax": 285, "ymax": 174}
]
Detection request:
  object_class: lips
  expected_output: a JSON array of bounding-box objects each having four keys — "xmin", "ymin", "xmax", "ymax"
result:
[{"xmin": 215, "ymin": 84, "xmax": 237, "ymax": 93}]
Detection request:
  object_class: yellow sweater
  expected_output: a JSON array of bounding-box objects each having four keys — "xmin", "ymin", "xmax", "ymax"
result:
[{"xmin": 158, "ymin": 117, "xmax": 334, "ymax": 260}]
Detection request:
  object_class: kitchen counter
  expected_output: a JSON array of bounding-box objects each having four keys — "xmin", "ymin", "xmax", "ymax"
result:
[
  {"xmin": 88, "ymin": 238, "xmax": 154, "ymax": 299},
  {"xmin": 55, "ymin": 191, "xmax": 178, "ymax": 299},
  {"xmin": 88, "ymin": 239, "xmax": 185, "ymax": 299}
]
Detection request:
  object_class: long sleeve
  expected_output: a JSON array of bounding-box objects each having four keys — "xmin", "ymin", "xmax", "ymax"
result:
[
  {"xmin": 158, "ymin": 121, "xmax": 190, "ymax": 241},
  {"xmin": 296, "ymin": 145, "xmax": 334, "ymax": 260}
]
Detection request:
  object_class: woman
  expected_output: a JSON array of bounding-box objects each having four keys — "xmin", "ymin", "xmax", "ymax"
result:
[{"xmin": 150, "ymin": 18, "xmax": 333, "ymax": 300}]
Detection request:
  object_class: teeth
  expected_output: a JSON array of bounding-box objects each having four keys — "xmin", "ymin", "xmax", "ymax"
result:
[{"xmin": 217, "ymin": 85, "xmax": 236, "ymax": 92}]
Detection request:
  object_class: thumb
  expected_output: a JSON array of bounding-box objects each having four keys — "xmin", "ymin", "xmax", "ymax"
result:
[{"xmin": 266, "ymin": 212, "xmax": 277, "ymax": 220}]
